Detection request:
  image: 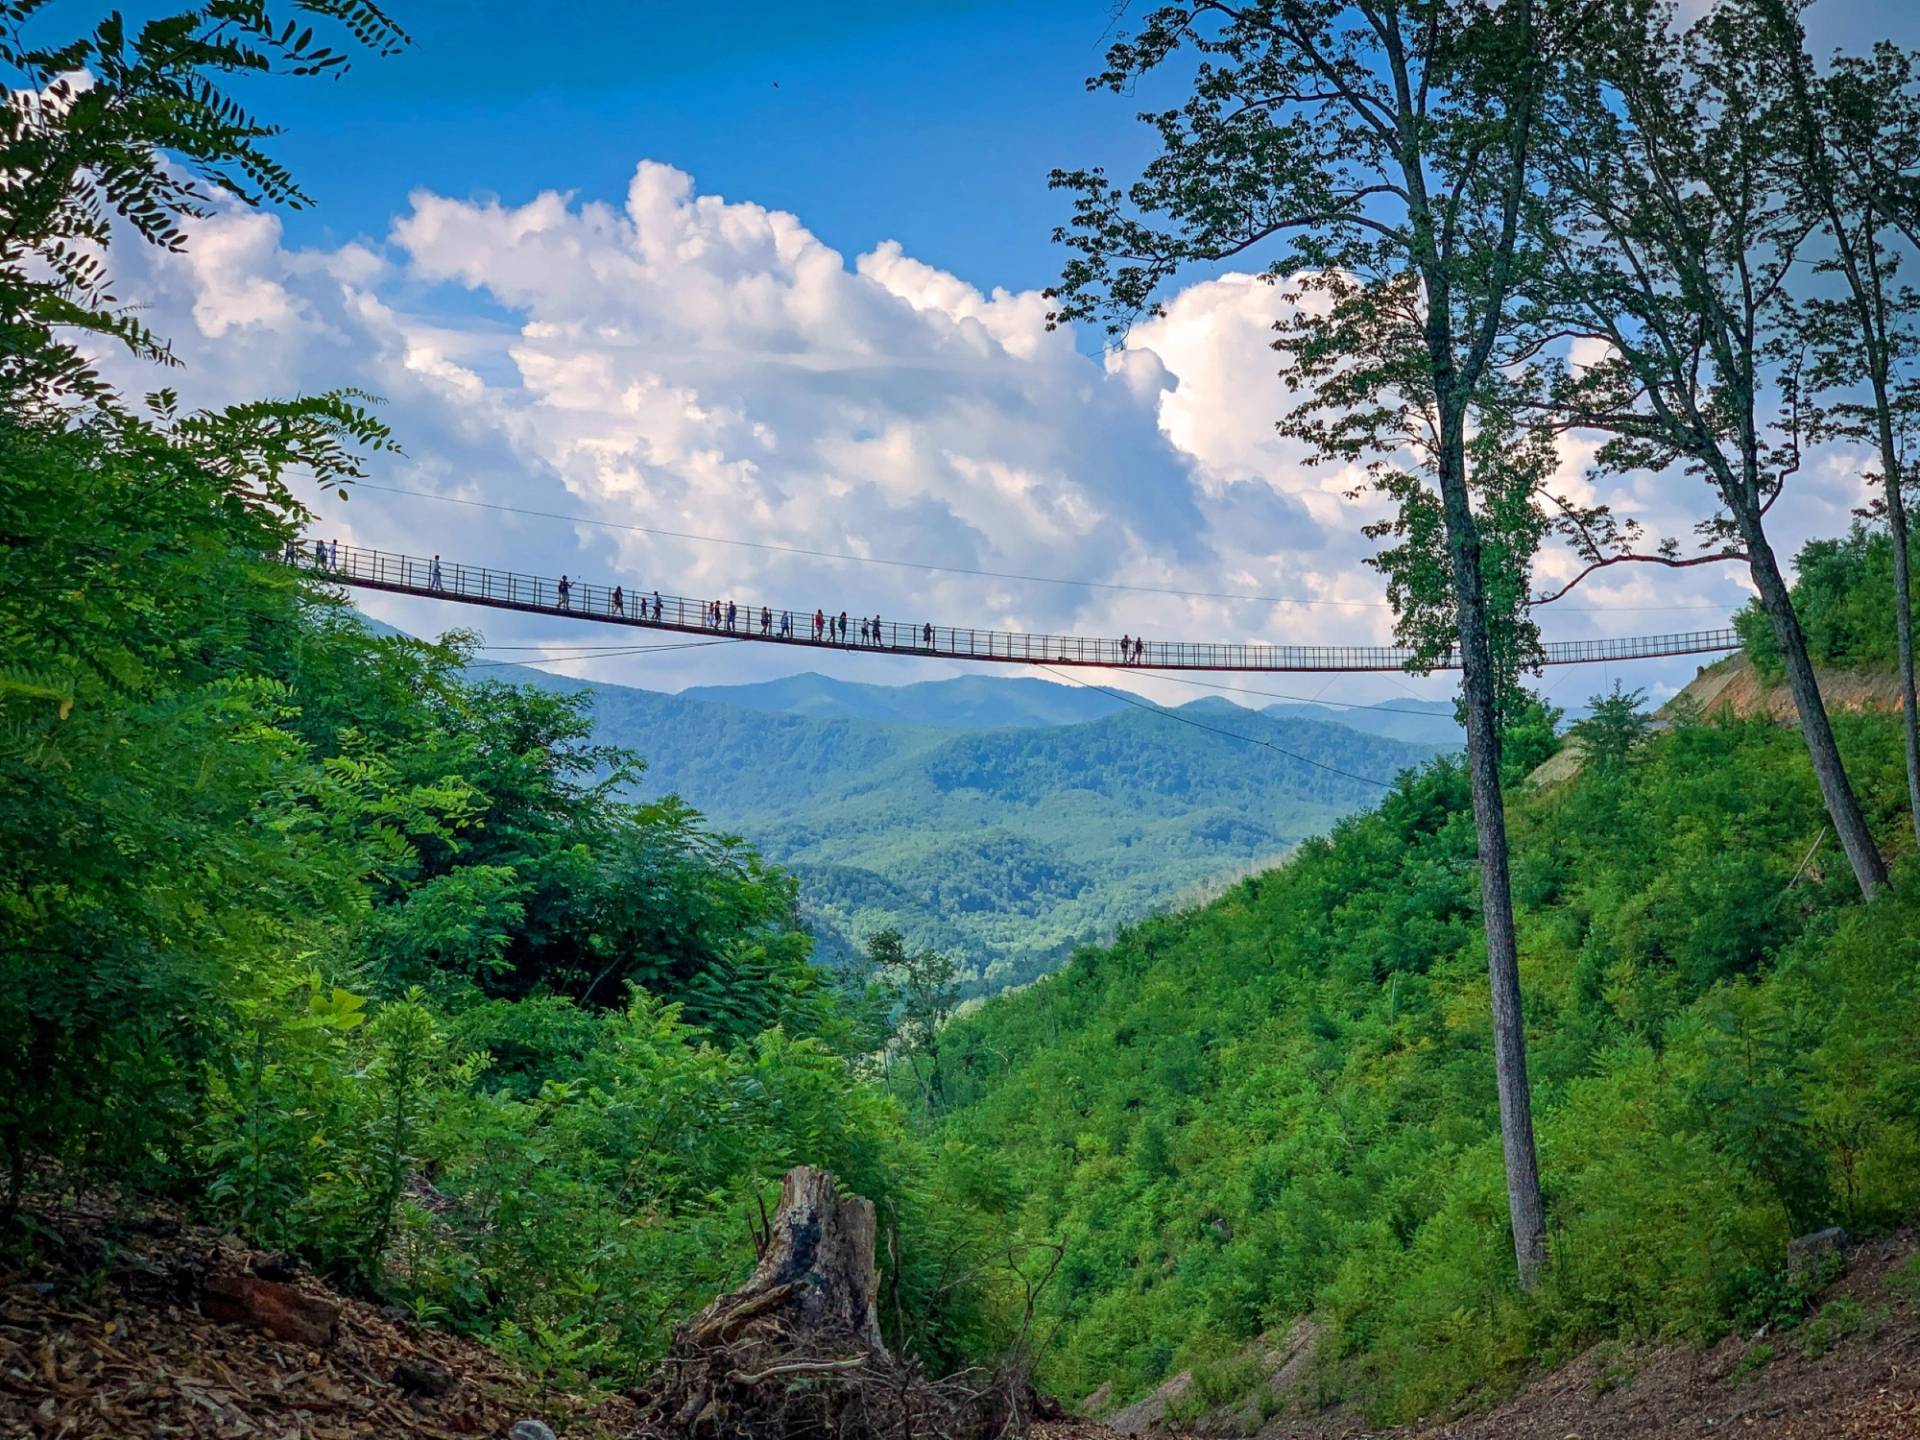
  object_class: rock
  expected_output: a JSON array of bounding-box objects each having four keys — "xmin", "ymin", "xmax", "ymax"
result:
[
  {"xmin": 200, "ymin": 1273, "xmax": 340, "ymax": 1347},
  {"xmin": 1787, "ymin": 1227, "xmax": 1850, "ymax": 1287},
  {"xmin": 508, "ymin": 1422, "xmax": 557, "ymax": 1440},
  {"xmin": 393, "ymin": 1358, "xmax": 454, "ymax": 1397},
  {"xmin": 1229, "ymin": 1318, "xmax": 1322, "ymax": 1430},
  {"xmin": 250, "ymin": 1250, "xmax": 302, "ymax": 1283},
  {"xmin": 118, "ymin": 1215, "xmax": 182, "ymax": 1239},
  {"xmin": 1083, "ymin": 1381, "xmax": 1114, "ymax": 1415},
  {"xmin": 1106, "ymin": 1368, "xmax": 1192, "ymax": 1436}
]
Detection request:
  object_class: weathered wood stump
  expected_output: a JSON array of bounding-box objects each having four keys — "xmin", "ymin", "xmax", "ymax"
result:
[
  {"xmin": 679, "ymin": 1164, "xmax": 889, "ymax": 1365},
  {"xmin": 628, "ymin": 1165, "xmax": 1027, "ymax": 1440}
]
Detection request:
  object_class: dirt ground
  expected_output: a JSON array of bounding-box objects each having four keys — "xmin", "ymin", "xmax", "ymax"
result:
[{"xmin": 0, "ymin": 1193, "xmax": 637, "ymax": 1440}]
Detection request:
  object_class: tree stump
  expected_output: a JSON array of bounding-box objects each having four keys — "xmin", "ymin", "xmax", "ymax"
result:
[
  {"xmin": 679, "ymin": 1165, "xmax": 889, "ymax": 1364},
  {"xmin": 630, "ymin": 1165, "xmax": 1040, "ymax": 1440}
]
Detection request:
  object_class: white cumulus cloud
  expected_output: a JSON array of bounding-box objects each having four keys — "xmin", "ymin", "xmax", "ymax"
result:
[{"xmin": 86, "ymin": 159, "xmax": 1822, "ymax": 703}]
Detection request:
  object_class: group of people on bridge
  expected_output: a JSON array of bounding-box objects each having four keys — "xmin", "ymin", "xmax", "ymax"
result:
[
  {"xmin": 695, "ymin": 599, "xmax": 926, "ymax": 650},
  {"xmin": 293, "ymin": 541, "xmax": 1157, "ymax": 664}
]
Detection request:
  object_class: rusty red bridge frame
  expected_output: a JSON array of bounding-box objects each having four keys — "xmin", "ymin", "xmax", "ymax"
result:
[{"xmin": 287, "ymin": 543, "xmax": 1742, "ymax": 674}]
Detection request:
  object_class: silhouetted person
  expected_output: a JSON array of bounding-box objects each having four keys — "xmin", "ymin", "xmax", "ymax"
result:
[
  {"xmin": 813, "ymin": 608, "xmax": 825, "ymax": 640},
  {"xmin": 651, "ymin": 591, "xmax": 663, "ymax": 621},
  {"xmin": 873, "ymin": 614, "xmax": 883, "ymax": 646},
  {"xmin": 430, "ymin": 555, "xmax": 444, "ymax": 591},
  {"xmin": 923, "ymin": 621, "xmax": 933, "ymax": 648},
  {"xmin": 557, "ymin": 574, "xmax": 572, "ymax": 610},
  {"xmin": 837, "ymin": 611, "xmax": 848, "ymax": 642},
  {"xmin": 1120, "ymin": 633, "xmax": 1130, "ymax": 664},
  {"xmin": 611, "ymin": 584, "xmax": 624, "ymax": 615}
]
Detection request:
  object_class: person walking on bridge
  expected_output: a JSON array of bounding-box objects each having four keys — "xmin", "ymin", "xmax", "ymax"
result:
[
  {"xmin": 922, "ymin": 621, "xmax": 933, "ymax": 649},
  {"xmin": 761, "ymin": 605, "xmax": 772, "ymax": 634},
  {"xmin": 872, "ymin": 614, "xmax": 883, "ymax": 647},
  {"xmin": 430, "ymin": 555, "xmax": 444, "ymax": 592},
  {"xmin": 837, "ymin": 611, "xmax": 848, "ymax": 643},
  {"xmin": 1133, "ymin": 636, "xmax": 1145, "ymax": 664},
  {"xmin": 611, "ymin": 584, "xmax": 624, "ymax": 615},
  {"xmin": 652, "ymin": 591, "xmax": 663, "ymax": 622},
  {"xmin": 312, "ymin": 538, "xmax": 326, "ymax": 570},
  {"xmin": 813, "ymin": 608, "xmax": 825, "ymax": 641},
  {"xmin": 556, "ymin": 574, "xmax": 572, "ymax": 611},
  {"xmin": 1120, "ymin": 634, "xmax": 1130, "ymax": 664},
  {"xmin": 726, "ymin": 600, "xmax": 738, "ymax": 633},
  {"xmin": 328, "ymin": 539, "xmax": 339, "ymax": 570},
  {"xmin": 780, "ymin": 610, "xmax": 792, "ymax": 637}
]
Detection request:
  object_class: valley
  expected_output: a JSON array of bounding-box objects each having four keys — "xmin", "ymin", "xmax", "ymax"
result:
[{"xmin": 494, "ymin": 664, "xmax": 1455, "ymax": 988}]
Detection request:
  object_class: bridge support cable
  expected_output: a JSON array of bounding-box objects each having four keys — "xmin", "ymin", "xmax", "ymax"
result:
[{"xmin": 281, "ymin": 543, "xmax": 1743, "ymax": 676}]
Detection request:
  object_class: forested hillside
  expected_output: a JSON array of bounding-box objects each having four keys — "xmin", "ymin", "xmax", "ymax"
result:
[
  {"xmin": 931, "ymin": 674, "xmax": 1920, "ymax": 1421},
  {"xmin": 489, "ymin": 664, "xmax": 1439, "ymax": 990}
]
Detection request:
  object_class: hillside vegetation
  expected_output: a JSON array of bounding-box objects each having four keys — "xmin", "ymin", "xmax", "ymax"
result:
[{"xmin": 932, "ymin": 699, "xmax": 1920, "ymax": 1420}]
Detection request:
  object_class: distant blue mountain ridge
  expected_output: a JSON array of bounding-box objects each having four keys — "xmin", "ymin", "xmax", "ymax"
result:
[{"xmin": 682, "ymin": 670, "xmax": 1466, "ymax": 748}]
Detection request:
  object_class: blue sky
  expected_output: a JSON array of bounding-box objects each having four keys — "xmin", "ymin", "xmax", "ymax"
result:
[
  {"xmin": 262, "ymin": 1, "xmax": 1136, "ymax": 300},
  {"xmin": 77, "ymin": 0, "xmax": 1920, "ymax": 709}
]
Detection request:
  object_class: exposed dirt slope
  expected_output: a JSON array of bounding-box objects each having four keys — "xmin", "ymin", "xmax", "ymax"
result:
[
  {"xmin": 1525, "ymin": 653, "xmax": 1907, "ymax": 789},
  {"xmin": 1667, "ymin": 654, "xmax": 1909, "ymax": 725},
  {"xmin": 0, "ymin": 1191, "xmax": 638, "ymax": 1439}
]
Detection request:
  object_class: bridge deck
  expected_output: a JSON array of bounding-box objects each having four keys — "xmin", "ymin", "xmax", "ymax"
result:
[{"xmin": 288, "ymin": 544, "xmax": 1741, "ymax": 674}]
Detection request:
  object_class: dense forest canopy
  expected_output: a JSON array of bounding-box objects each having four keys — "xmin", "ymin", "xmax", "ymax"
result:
[{"xmin": 538, "ymin": 667, "xmax": 1444, "ymax": 990}]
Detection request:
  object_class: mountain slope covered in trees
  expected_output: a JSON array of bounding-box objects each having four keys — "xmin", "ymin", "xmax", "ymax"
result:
[{"xmin": 928, "ymin": 678, "xmax": 1920, "ymax": 1420}]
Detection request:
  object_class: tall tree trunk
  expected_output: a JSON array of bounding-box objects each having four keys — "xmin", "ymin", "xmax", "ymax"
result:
[
  {"xmin": 1883, "ymin": 468, "xmax": 1920, "ymax": 850},
  {"xmin": 1761, "ymin": 0, "xmax": 1918, "ymax": 855},
  {"xmin": 1438, "ymin": 432, "xmax": 1547, "ymax": 1289},
  {"xmin": 1744, "ymin": 523, "xmax": 1889, "ymax": 897}
]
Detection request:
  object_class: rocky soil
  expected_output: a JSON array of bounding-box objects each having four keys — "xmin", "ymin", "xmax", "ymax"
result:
[{"xmin": 6, "ymin": 1186, "xmax": 1915, "ymax": 1440}]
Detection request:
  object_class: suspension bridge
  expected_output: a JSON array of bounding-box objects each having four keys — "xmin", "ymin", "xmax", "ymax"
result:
[{"xmin": 289, "ymin": 543, "xmax": 1743, "ymax": 674}]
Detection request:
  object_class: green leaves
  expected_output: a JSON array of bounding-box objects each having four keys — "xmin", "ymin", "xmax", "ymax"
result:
[{"xmin": 0, "ymin": 1, "xmax": 407, "ymax": 410}]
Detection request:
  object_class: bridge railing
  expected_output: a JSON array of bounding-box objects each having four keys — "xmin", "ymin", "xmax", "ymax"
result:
[{"xmin": 281, "ymin": 541, "xmax": 1741, "ymax": 672}]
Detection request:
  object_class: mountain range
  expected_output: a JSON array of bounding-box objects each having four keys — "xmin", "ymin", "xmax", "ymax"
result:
[{"xmin": 466, "ymin": 662, "xmax": 1455, "ymax": 990}]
